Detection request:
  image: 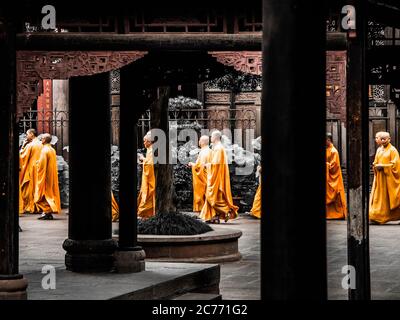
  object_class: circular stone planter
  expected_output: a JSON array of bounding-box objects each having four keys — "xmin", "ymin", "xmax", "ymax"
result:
[{"xmin": 114, "ymin": 226, "xmax": 242, "ymax": 263}]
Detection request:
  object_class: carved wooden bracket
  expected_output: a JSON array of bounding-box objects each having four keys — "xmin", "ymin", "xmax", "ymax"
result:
[
  {"xmin": 16, "ymin": 51, "xmax": 147, "ymax": 118},
  {"xmin": 208, "ymin": 51, "xmax": 262, "ymax": 76},
  {"xmin": 326, "ymin": 51, "xmax": 346, "ymax": 122}
]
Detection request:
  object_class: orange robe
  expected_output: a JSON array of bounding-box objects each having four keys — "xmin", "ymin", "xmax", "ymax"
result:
[
  {"xmin": 137, "ymin": 147, "xmax": 156, "ymax": 218},
  {"xmin": 34, "ymin": 143, "xmax": 61, "ymax": 214},
  {"xmin": 19, "ymin": 187, "xmax": 23, "ymax": 216},
  {"xmin": 369, "ymin": 143, "xmax": 400, "ymax": 224},
  {"xmin": 250, "ymin": 178, "xmax": 261, "ymax": 219},
  {"xmin": 326, "ymin": 143, "xmax": 347, "ymax": 219},
  {"xmin": 192, "ymin": 146, "xmax": 211, "ymax": 212},
  {"xmin": 200, "ymin": 142, "xmax": 238, "ymax": 222},
  {"xmin": 19, "ymin": 138, "xmax": 43, "ymax": 213},
  {"xmin": 111, "ymin": 192, "xmax": 119, "ymax": 222}
]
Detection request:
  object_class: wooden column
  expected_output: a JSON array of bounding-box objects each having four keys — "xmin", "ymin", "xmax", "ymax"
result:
[
  {"xmin": 387, "ymin": 101, "xmax": 396, "ymax": 148},
  {"xmin": 0, "ymin": 18, "xmax": 28, "ymax": 299},
  {"xmin": 262, "ymin": 0, "xmax": 327, "ymax": 299},
  {"xmin": 63, "ymin": 72, "xmax": 117, "ymax": 272},
  {"xmin": 114, "ymin": 67, "xmax": 145, "ymax": 273},
  {"xmin": 110, "ymin": 70, "xmax": 121, "ymax": 146},
  {"xmin": 346, "ymin": 0, "xmax": 371, "ymax": 300},
  {"xmin": 111, "ymin": 106, "xmax": 120, "ymax": 146}
]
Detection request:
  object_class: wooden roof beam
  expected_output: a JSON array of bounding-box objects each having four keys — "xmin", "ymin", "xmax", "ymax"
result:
[{"xmin": 16, "ymin": 32, "xmax": 346, "ymax": 51}]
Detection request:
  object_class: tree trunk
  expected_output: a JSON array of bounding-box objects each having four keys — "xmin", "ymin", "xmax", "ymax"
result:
[{"xmin": 150, "ymin": 86, "xmax": 176, "ymax": 214}]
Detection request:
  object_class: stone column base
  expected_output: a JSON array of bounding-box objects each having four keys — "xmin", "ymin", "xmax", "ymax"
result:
[
  {"xmin": 114, "ymin": 248, "xmax": 146, "ymax": 273},
  {"xmin": 0, "ymin": 275, "xmax": 28, "ymax": 300},
  {"xmin": 63, "ymin": 239, "xmax": 118, "ymax": 273}
]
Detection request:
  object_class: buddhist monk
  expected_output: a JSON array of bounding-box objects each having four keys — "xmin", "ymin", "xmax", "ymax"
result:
[
  {"xmin": 137, "ymin": 132, "xmax": 156, "ymax": 219},
  {"xmin": 188, "ymin": 135, "xmax": 211, "ymax": 212},
  {"xmin": 200, "ymin": 130, "xmax": 239, "ymax": 223},
  {"xmin": 375, "ymin": 131, "xmax": 384, "ymax": 147},
  {"xmin": 35, "ymin": 133, "xmax": 61, "ymax": 220},
  {"xmin": 19, "ymin": 128, "xmax": 43, "ymax": 214},
  {"xmin": 250, "ymin": 165, "xmax": 261, "ymax": 219},
  {"xmin": 326, "ymin": 133, "xmax": 347, "ymax": 219},
  {"xmin": 369, "ymin": 132, "xmax": 400, "ymax": 224},
  {"xmin": 111, "ymin": 192, "xmax": 119, "ymax": 222}
]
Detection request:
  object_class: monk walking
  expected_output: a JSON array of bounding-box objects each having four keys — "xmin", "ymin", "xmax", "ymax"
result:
[
  {"xmin": 326, "ymin": 133, "xmax": 347, "ymax": 219},
  {"xmin": 369, "ymin": 132, "xmax": 400, "ymax": 224},
  {"xmin": 35, "ymin": 133, "xmax": 61, "ymax": 220},
  {"xmin": 19, "ymin": 128, "xmax": 43, "ymax": 214},
  {"xmin": 188, "ymin": 135, "xmax": 211, "ymax": 212},
  {"xmin": 137, "ymin": 132, "xmax": 156, "ymax": 219},
  {"xmin": 249, "ymin": 165, "xmax": 261, "ymax": 219},
  {"xmin": 200, "ymin": 130, "xmax": 238, "ymax": 223}
]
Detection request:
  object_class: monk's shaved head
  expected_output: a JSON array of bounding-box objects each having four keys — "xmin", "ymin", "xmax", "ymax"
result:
[
  {"xmin": 211, "ymin": 130, "xmax": 222, "ymax": 140},
  {"xmin": 27, "ymin": 128, "xmax": 37, "ymax": 136},
  {"xmin": 376, "ymin": 131, "xmax": 391, "ymax": 147},
  {"xmin": 41, "ymin": 133, "xmax": 52, "ymax": 144},
  {"xmin": 380, "ymin": 132, "xmax": 390, "ymax": 139},
  {"xmin": 143, "ymin": 131, "xmax": 153, "ymax": 149},
  {"xmin": 210, "ymin": 130, "xmax": 222, "ymax": 144},
  {"xmin": 375, "ymin": 131, "xmax": 384, "ymax": 146},
  {"xmin": 200, "ymin": 135, "xmax": 209, "ymax": 144},
  {"xmin": 144, "ymin": 131, "xmax": 153, "ymax": 142},
  {"xmin": 326, "ymin": 132, "xmax": 334, "ymax": 147}
]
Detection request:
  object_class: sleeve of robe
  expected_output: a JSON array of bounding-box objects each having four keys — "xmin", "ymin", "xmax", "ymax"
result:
[
  {"xmin": 326, "ymin": 149, "xmax": 341, "ymax": 204},
  {"xmin": 369, "ymin": 150, "xmax": 379, "ymax": 207},
  {"xmin": 35, "ymin": 146, "xmax": 61, "ymax": 213},
  {"xmin": 383, "ymin": 147, "xmax": 400, "ymax": 210},
  {"xmin": 141, "ymin": 148, "xmax": 155, "ymax": 204},
  {"xmin": 19, "ymin": 144, "xmax": 32, "ymax": 185},
  {"xmin": 208, "ymin": 147, "xmax": 238, "ymax": 214},
  {"xmin": 35, "ymin": 148, "xmax": 48, "ymax": 203},
  {"xmin": 207, "ymin": 148, "xmax": 223, "ymax": 207},
  {"xmin": 192, "ymin": 153, "xmax": 208, "ymax": 187},
  {"xmin": 191, "ymin": 150, "xmax": 210, "ymax": 211}
]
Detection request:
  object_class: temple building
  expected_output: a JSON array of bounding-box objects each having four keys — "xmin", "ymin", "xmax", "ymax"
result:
[{"xmin": 1, "ymin": 0, "xmax": 400, "ymax": 301}]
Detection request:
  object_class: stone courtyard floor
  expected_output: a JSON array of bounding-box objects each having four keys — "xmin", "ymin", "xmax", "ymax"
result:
[
  {"xmin": 19, "ymin": 212, "xmax": 400, "ymax": 300},
  {"xmin": 19, "ymin": 211, "xmax": 261, "ymax": 300},
  {"xmin": 327, "ymin": 220, "xmax": 400, "ymax": 300}
]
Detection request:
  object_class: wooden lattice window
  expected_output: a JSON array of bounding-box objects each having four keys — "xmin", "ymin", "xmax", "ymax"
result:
[
  {"xmin": 126, "ymin": 11, "xmax": 226, "ymax": 33},
  {"xmin": 235, "ymin": 10, "xmax": 262, "ymax": 33}
]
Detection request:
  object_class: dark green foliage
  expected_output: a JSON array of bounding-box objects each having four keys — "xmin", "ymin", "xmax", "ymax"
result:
[
  {"xmin": 169, "ymin": 96, "xmax": 203, "ymax": 111},
  {"xmin": 205, "ymin": 70, "xmax": 262, "ymax": 93},
  {"xmin": 138, "ymin": 211, "xmax": 213, "ymax": 235}
]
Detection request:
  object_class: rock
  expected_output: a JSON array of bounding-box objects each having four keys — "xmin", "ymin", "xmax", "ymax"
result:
[{"xmin": 57, "ymin": 155, "xmax": 69, "ymax": 208}]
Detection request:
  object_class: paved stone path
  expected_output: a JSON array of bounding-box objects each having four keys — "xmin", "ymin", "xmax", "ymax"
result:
[
  {"xmin": 217, "ymin": 215, "xmax": 261, "ymax": 300},
  {"xmin": 21, "ymin": 212, "xmax": 400, "ymax": 300},
  {"xmin": 19, "ymin": 211, "xmax": 261, "ymax": 300},
  {"xmin": 328, "ymin": 220, "xmax": 400, "ymax": 300}
]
